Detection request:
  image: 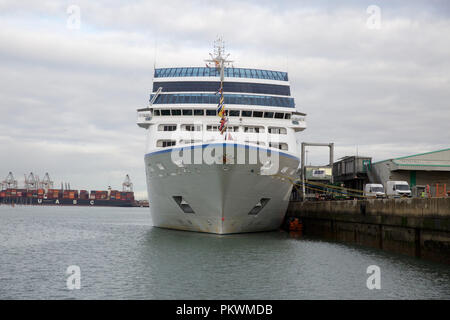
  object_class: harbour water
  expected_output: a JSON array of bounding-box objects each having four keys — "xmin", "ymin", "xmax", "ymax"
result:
[{"xmin": 0, "ymin": 205, "xmax": 449, "ymax": 300}]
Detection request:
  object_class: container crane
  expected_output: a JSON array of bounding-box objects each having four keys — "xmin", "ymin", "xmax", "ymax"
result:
[
  {"xmin": 122, "ymin": 174, "xmax": 133, "ymax": 192},
  {"xmin": 2, "ymin": 172, "xmax": 18, "ymax": 190}
]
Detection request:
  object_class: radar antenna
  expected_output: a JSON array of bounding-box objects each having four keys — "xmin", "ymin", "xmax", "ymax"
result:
[{"xmin": 205, "ymin": 37, "xmax": 233, "ymax": 82}]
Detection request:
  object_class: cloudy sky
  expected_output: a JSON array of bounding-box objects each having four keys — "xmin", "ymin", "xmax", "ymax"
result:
[{"xmin": 0, "ymin": 0, "xmax": 449, "ymax": 199}]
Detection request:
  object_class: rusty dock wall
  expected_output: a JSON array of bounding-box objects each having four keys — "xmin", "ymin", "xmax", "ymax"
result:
[{"xmin": 285, "ymin": 198, "xmax": 450, "ymax": 264}]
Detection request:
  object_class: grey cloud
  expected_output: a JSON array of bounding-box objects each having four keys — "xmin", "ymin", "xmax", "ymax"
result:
[{"xmin": 0, "ymin": 1, "xmax": 449, "ymax": 197}]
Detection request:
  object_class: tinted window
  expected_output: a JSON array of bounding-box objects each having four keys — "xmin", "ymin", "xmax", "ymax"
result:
[
  {"xmin": 153, "ymin": 81, "xmax": 290, "ymax": 96},
  {"xmin": 171, "ymin": 109, "xmax": 181, "ymax": 116},
  {"xmin": 151, "ymin": 93, "xmax": 295, "ymax": 108},
  {"xmin": 154, "ymin": 67, "xmax": 288, "ymax": 81},
  {"xmin": 242, "ymin": 111, "xmax": 252, "ymax": 117},
  {"xmin": 161, "ymin": 109, "xmax": 170, "ymax": 116},
  {"xmin": 194, "ymin": 109, "xmax": 204, "ymax": 116},
  {"xmin": 182, "ymin": 109, "xmax": 193, "ymax": 115},
  {"xmin": 264, "ymin": 112, "xmax": 274, "ymax": 118},
  {"xmin": 253, "ymin": 111, "xmax": 263, "ymax": 118},
  {"xmin": 160, "ymin": 140, "xmax": 176, "ymax": 147},
  {"xmin": 206, "ymin": 109, "xmax": 216, "ymax": 116},
  {"xmin": 229, "ymin": 110, "xmax": 240, "ymax": 117},
  {"xmin": 158, "ymin": 124, "xmax": 177, "ymax": 131},
  {"xmin": 274, "ymin": 112, "xmax": 284, "ymax": 119},
  {"xmin": 153, "ymin": 109, "xmax": 160, "ymax": 116}
]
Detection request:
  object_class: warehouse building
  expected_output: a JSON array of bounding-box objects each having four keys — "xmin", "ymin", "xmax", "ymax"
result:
[{"xmin": 371, "ymin": 148, "xmax": 450, "ymax": 190}]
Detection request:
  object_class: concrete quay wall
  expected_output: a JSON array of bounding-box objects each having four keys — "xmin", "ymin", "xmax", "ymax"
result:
[{"xmin": 285, "ymin": 198, "xmax": 450, "ymax": 264}]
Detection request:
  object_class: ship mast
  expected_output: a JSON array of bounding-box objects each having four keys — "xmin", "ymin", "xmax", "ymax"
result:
[{"xmin": 205, "ymin": 37, "xmax": 233, "ymax": 136}]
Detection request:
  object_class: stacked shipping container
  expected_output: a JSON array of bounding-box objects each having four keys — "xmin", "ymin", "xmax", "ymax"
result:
[{"xmin": 0, "ymin": 187, "xmax": 136, "ymax": 207}]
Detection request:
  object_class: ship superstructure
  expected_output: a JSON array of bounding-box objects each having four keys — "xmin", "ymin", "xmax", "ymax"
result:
[{"xmin": 137, "ymin": 40, "xmax": 306, "ymax": 234}]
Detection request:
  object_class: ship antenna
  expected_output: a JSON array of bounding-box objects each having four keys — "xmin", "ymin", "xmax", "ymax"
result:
[
  {"xmin": 205, "ymin": 37, "xmax": 233, "ymax": 81},
  {"xmin": 205, "ymin": 37, "xmax": 233, "ymax": 137},
  {"xmin": 153, "ymin": 35, "xmax": 158, "ymax": 78}
]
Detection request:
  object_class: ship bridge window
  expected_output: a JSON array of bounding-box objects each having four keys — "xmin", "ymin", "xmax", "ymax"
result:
[
  {"xmin": 242, "ymin": 111, "xmax": 252, "ymax": 117},
  {"xmin": 274, "ymin": 112, "xmax": 284, "ymax": 119},
  {"xmin": 268, "ymin": 127, "xmax": 287, "ymax": 135},
  {"xmin": 206, "ymin": 109, "xmax": 216, "ymax": 116},
  {"xmin": 157, "ymin": 140, "xmax": 176, "ymax": 148},
  {"xmin": 182, "ymin": 124, "xmax": 202, "ymax": 131},
  {"xmin": 253, "ymin": 111, "xmax": 263, "ymax": 118},
  {"xmin": 161, "ymin": 109, "xmax": 170, "ymax": 116},
  {"xmin": 264, "ymin": 112, "xmax": 274, "ymax": 118},
  {"xmin": 182, "ymin": 109, "xmax": 193, "ymax": 115},
  {"xmin": 284, "ymin": 114, "xmax": 291, "ymax": 119},
  {"xmin": 158, "ymin": 124, "xmax": 177, "ymax": 131},
  {"xmin": 154, "ymin": 67, "xmax": 288, "ymax": 81},
  {"xmin": 194, "ymin": 109, "xmax": 205, "ymax": 116},
  {"xmin": 171, "ymin": 109, "xmax": 181, "ymax": 116},
  {"xmin": 229, "ymin": 110, "xmax": 240, "ymax": 117},
  {"xmin": 153, "ymin": 109, "xmax": 161, "ymax": 116},
  {"xmin": 244, "ymin": 126, "xmax": 265, "ymax": 133},
  {"xmin": 269, "ymin": 142, "xmax": 288, "ymax": 151}
]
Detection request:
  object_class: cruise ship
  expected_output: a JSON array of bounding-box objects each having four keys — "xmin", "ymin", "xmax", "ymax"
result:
[{"xmin": 137, "ymin": 40, "xmax": 306, "ymax": 234}]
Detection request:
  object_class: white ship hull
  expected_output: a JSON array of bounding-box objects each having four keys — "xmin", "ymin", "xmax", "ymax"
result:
[{"xmin": 145, "ymin": 143, "xmax": 299, "ymax": 234}]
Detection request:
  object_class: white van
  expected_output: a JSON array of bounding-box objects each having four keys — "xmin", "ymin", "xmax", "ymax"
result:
[
  {"xmin": 385, "ymin": 181, "xmax": 411, "ymax": 198},
  {"xmin": 364, "ymin": 184, "xmax": 386, "ymax": 198}
]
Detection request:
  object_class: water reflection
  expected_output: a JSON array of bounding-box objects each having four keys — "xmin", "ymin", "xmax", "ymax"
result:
[
  {"xmin": 134, "ymin": 227, "xmax": 450, "ymax": 299},
  {"xmin": 1, "ymin": 206, "xmax": 449, "ymax": 299}
]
